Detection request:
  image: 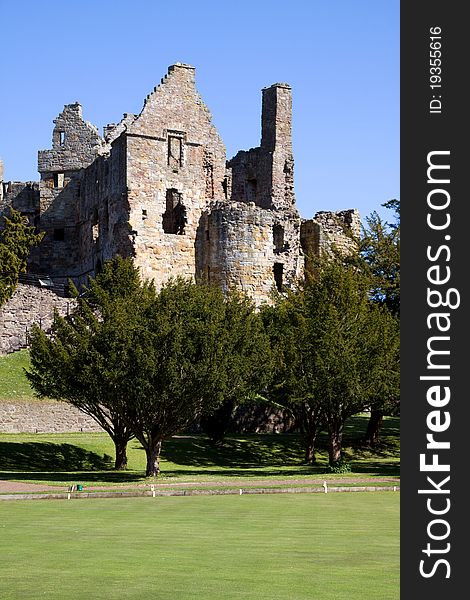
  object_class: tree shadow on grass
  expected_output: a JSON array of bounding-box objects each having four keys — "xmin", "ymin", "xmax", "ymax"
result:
[
  {"xmin": 0, "ymin": 441, "xmax": 113, "ymax": 472},
  {"xmin": 0, "ymin": 441, "xmax": 145, "ymax": 484},
  {"xmin": 161, "ymin": 434, "xmax": 306, "ymax": 469},
  {"xmin": 347, "ymin": 462, "xmax": 400, "ymax": 477}
]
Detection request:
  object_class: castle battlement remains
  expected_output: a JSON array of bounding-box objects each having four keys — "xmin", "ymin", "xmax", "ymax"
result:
[{"xmin": 1, "ymin": 63, "xmax": 360, "ymax": 354}]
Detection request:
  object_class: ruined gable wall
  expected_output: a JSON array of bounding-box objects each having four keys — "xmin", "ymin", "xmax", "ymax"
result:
[
  {"xmin": 124, "ymin": 64, "xmax": 228, "ymax": 288},
  {"xmin": 36, "ymin": 103, "xmax": 105, "ymax": 280}
]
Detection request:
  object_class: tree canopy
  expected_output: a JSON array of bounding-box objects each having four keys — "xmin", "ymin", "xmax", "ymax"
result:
[
  {"xmin": 265, "ymin": 255, "xmax": 400, "ymax": 466},
  {"xmin": 359, "ymin": 198, "xmax": 400, "ymax": 315},
  {"xmin": 27, "ymin": 257, "xmax": 270, "ymax": 476}
]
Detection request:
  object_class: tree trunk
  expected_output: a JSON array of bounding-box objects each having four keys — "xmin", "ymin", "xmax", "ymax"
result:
[
  {"xmin": 304, "ymin": 437, "xmax": 317, "ymax": 464},
  {"xmin": 328, "ymin": 422, "xmax": 343, "ymax": 465},
  {"xmin": 304, "ymin": 424, "xmax": 319, "ymax": 465},
  {"xmin": 145, "ymin": 440, "xmax": 162, "ymax": 477},
  {"xmin": 200, "ymin": 399, "xmax": 235, "ymax": 447},
  {"xmin": 300, "ymin": 405, "xmax": 322, "ymax": 465},
  {"xmin": 114, "ymin": 438, "xmax": 128, "ymax": 470},
  {"xmin": 364, "ymin": 409, "xmax": 384, "ymax": 447}
]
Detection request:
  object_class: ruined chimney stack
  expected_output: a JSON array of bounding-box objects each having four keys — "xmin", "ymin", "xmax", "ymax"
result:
[{"xmin": 261, "ymin": 83, "xmax": 292, "ymax": 152}]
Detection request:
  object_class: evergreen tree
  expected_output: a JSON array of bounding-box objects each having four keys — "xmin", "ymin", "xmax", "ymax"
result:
[
  {"xmin": 26, "ymin": 257, "xmax": 148, "ymax": 469},
  {"xmin": 0, "ymin": 208, "xmax": 43, "ymax": 305},
  {"xmin": 27, "ymin": 258, "xmax": 268, "ymax": 477},
  {"xmin": 358, "ymin": 199, "xmax": 400, "ymax": 444},
  {"xmin": 266, "ymin": 256, "xmax": 399, "ymax": 466},
  {"xmin": 200, "ymin": 292, "xmax": 273, "ymax": 446}
]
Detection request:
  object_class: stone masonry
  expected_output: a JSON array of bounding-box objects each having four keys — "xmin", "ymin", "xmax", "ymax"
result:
[{"xmin": 0, "ymin": 63, "xmax": 360, "ymax": 354}]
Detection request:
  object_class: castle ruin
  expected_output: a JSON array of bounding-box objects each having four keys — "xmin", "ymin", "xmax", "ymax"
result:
[{"xmin": 0, "ymin": 63, "xmax": 360, "ymax": 354}]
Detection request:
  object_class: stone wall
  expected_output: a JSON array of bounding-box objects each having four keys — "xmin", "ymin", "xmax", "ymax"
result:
[
  {"xmin": 1, "ymin": 63, "xmax": 360, "ymax": 315},
  {"xmin": 300, "ymin": 209, "xmax": 361, "ymax": 274},
  {"xmin": 197, "ymin": 201, "xmax": 302, "ymax": 304},
  {"xmin": 0, "ymin": 400, "xmax": 101, "ymax": 433},
  {"xmin": 0, "ymin": 283, "xmax": 72, "ymax": 354},
  {"xmin": 126, "ymin": 63, "xmax": 228, "ymax": 289},
  {"xmin": 0, "ymin": 399, "xmax": 293, "ymax": 435}
]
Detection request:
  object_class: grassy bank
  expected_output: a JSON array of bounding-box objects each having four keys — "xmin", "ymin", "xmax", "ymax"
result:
[{"xmin": 0, "ymin": 350, "xmax": 34, "ymax": 400}]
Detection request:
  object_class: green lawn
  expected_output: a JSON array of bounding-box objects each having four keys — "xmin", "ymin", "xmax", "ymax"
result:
[
  {"xmin": 0, "ymin": 493, "xmax": 399, "ymax": 600},
  {"xmin": 0, "ymin": 416, "xmax": 399, "ymax": 488},
  {"xmin": 0, "ymin": 349, "xmax": 34, "ymax": 400},
  {"xmin": 0, "ymin": 350, "xmax": 399, "ymax": 486}
]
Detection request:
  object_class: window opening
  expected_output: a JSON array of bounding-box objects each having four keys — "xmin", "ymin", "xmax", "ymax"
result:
[
  {"xmin": 273, "ymin": 263, "xmax": 284, "ymax": 292},
  {"xmin": 246, "ymin": 178, "xmax": 257, "ymax": 202},
  {"xmin": 168, "ymin": 136, "xmax": 183, "ymax": 170},
  {"xmin": 53, "ymin": 228, "xmax": 65, "ymax": 241},
  {"xmin": 273, "ymin": 224, "xmax": 285, "ymax": 253},
  {"xmin": 162, "ymin": 189, "xmax": 187, "ymax": 234},
  {"xmin": 53, "ymin": 173, "xmax": 64, "ymax": 188}
]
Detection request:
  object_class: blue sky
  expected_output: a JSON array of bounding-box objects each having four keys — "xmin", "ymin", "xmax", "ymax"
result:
[{"xmin": 0, "ymin": 0, "xmax": 399, "ymax": 223}]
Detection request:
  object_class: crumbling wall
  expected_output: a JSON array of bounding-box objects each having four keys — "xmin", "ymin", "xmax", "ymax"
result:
[
  {"xmin": 0, "ymin": 283, "xmax": 72, "ymax": 355},
  {"xmin": 300, "ymin": 209, "xmax": 361, "ymax": 274},
  {"xmin": 228, "ymin": 83, "xmax": 295, "ymax": 211},
  {"xmin": 37, "ymin": 102, "xmax": 104, "ymax": 173},
  {"xmin": 197, "ymin": 201, "xmax": 302, "ymax": 305},
  {"xmin": 36, "ymin": 103, "xmax": 106, "ymax": 281}
]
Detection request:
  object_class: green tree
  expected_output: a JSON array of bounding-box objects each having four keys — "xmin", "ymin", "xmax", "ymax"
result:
[
  {"xmin": 262, "ymin": 294, "xmax": 325, "ymax": 465},
  {"xmin": 113, "ymin": 279, "xmax": 249, "ymax": 476},
  {"xmin": 200, "ymin": 292, "xmax": 274, "ymax": 446},
  {"xmin": 266, "ymin": 256, "xmax": 399, "ymax": 467},
  {"xmin": 26, "ymin": 257, "xmax": 148, "ymax": 469},
  {"xmin": 27, "ymin": 258, "xmax": 263, "ymax": 477},
  {"xmin": 0, "ymin": 208, "xmax": 43, "ymax": 305},
  {"xmin": 305, "ymin": 258, "xmax": 399, "ymax": 465},
  {"xmin": 360, "ymin": 198, "xmax": 400, "ymax": 314},
  {"xmin": 358, "ymin": 199, "xmax": 400, "ymax": 445}
]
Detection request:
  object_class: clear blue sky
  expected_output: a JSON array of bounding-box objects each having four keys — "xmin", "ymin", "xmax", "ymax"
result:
[{"xmin": 0, "ymin": 0, "xmax": 399, "ymax": 223}]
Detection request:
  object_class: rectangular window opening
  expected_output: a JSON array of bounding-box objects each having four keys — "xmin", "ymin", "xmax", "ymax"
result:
[
  {"xmin": 53, "ymin": 228, "xmax": 65, "ymax": 241},
  {"xmin": 273, "ymin": 224, "xmax": 285, "ymax": 253},
  {"xmin": 273, "ymin": 263, "xmax": 284, "ymax": 292},
  {"xmin": 53, "ymin": 172, "xmax": 64, "ymax": 188},
  {"xmin": 162, "ymin": 189, "xmax": 187, "ymax": 234},
  {"xmin": 246, "ymin": 178, "xmax": 257, "ymax": 202}
]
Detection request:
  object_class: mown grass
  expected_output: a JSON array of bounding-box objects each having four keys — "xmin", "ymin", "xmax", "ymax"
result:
[
  {"xmin": 0, "ymin": 493, "xmax": 399, "ymax": 600},
  {"xmin": 0, "ymin": 415, "xmax": 399, "ymax": 488}
]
